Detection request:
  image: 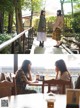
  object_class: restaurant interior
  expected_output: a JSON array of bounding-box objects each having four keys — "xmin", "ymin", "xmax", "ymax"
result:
[{"xmin": 0, "ymin": 54, "xmax": 80, "ymax": 108}]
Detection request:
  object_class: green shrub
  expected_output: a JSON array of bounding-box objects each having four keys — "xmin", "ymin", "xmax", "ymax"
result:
[
  {"xmin": 33, "ymin": 18, "xmax": 39, "ymax": 31},
  {"xmin": 46, "ymin": 16, "xmax": 55, "ymax": 33},
  {"xmin": 0, "ymin": 33, "xmax": 12, "ymax": 53},
  {"xmin": 75, "ymin": 33, "xmax": 80, "ymax": 41},
  {"xmin": 71, "ymin": 12, "xmax": 80, "ymax": 33},
  {"xmin": 0, "ymin": 34, "xmax": 12, "ymax": 44}
]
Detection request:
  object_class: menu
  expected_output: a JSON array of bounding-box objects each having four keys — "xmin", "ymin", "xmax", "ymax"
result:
[{"xmin": 66, "ymin": 89, "xmax": 80, "ymax": 108}]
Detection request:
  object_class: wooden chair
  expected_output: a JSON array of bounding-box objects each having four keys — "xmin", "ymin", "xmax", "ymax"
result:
[
  {"xmin": 12, "ymin": 77, "xmax": 17, "ymax": 95},
  {"xmin": 42, "ymin": 79, "xmax": 72, "ymax": 94},
  {"xmin": 0, "ymin": 79, "xmax": 17, "ymax": 98}
]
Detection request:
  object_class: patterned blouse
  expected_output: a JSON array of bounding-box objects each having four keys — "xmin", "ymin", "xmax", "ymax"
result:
[{"xmin": 16, "ymin": 69, "xmax": 28, "ymax": 93}]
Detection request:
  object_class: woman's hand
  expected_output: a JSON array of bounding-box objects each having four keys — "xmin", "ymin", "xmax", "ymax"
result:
[
  {"xmin": 55, "ymin": 67, "xmax": 59, "ymax": 79},
  {"xmin": 55, "ymin": 73, "xmax": 59, "ymax": 79},
  {"xmin": 28, "ymin": 71, "xmax": 32, "ymax": 81}
]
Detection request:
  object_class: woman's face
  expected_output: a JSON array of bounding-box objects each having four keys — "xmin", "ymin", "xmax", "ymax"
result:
[
  {"xmin": 27, "ymin": 63, "xmax": 31, "ymax": 72},
  {"xmin": 55, "ymin": 66, "xmax": 59, "ymax": 73},
  {"xmin": 43, "ymin": 11, "xmax": 45, "ymax": 15}
]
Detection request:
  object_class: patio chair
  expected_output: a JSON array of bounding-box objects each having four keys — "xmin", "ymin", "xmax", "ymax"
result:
[
  {"xmin": 0, "ymin": 78, "xmax": 17, "ymax": 98},
  {"xmin": 42, "ymin": 79, "xmax": 72, "ymax": 94}
]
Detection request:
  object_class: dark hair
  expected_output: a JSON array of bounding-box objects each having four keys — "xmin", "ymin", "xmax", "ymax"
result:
[
  {"xmin": 40, "ymin": 10, "xmax": 45, "ymax": 16},
  {"xmin": 21, "ymin": 60, "xmax": 31, "ymax": 74},
  {"xmin": 57, "ymin": 10, "xmax": 62, "ymax": 16},
  {"xmin": 55, "ymin": 59, "xmax": 68, "ymax": 75}
]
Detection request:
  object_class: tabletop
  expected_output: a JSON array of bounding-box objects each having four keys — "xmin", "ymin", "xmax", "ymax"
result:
[
  {"xmin": 0, "ymin": 93, "xmax": 66, "ymax": 108},
  {"xmin": 30, "ymin": 81, "xmax": 43, "ymax": 86}
]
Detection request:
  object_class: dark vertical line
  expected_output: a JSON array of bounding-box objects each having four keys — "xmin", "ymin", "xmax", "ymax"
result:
[{"xmin": 14, "ymin": 54, "xmax": 18, "ymax": 73}]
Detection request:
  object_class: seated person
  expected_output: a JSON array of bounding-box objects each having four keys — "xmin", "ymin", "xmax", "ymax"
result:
[
  {"xmin": 75, "ymin": 75, "xmax": 80, "ymax": 89},
  {"xmin": 54, "ymin": 59, "xmax": 73, "ymax": 93},
  {"xmin": 15, "ymin": 60, "xmax": 37, "ymax": 94},
  {"xmin": 55, "ymin": 59, "xmax": 71, "ymax": 81}
]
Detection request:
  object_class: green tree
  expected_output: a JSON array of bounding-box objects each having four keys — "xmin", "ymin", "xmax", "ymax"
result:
[
  {"xmin": 0, "ymin": 0, "xmax": 14, "ymax": 33},
  {"xmin": 62, "ymin": 0, "xmax": 80, "ymax": 17},
  {"xmin": 22, "ymin": 0, "xmax": 43, "ymax": 26},
  {"xmin": 74, "ymin": 0, "xmax": 80, "ymax": 11},
  {"xmin": 0, "ymin": 0, "xmax": 43, "ymax": 33},
  {"xmin": 14, "ymin": 0, "xmax": 24, "ymax": 34}
]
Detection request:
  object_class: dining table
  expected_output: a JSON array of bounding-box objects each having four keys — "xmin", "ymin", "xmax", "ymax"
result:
[{"xmin": 0, "ymin": 93, "xmax": 66, "ymax": 108}]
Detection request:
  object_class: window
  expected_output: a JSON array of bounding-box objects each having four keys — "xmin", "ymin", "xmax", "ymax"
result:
[{"xmin": 0, "ymin": 54, "xmax": 14, "ymax": 73}]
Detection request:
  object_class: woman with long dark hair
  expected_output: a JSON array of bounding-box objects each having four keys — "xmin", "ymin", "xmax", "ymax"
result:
[
  {"xmin": 52, "ymin": 10, "xmax": 64, "ymax": 47},
  {"xmin": 37, "ymin": 10, "xmax": 46, "ymax": 47},
  {"xmin": 16, "ymin": 60, "xmax": 37, "ymax": 94},
  {"xmin": 55, "ymin": 59, "xmax": 71, "ymax": 81},
  {"xmin": 54, "ymin": 59, "xmax": 73, "ymax": 93}
]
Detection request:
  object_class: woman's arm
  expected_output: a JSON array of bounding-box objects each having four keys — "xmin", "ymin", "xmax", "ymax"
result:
[
  {"xmin": 53, "ymin": 17, "xmax": 59, "ymax": 31},
  {"xmin": 21, "ymin": 71, "xmax": 39, "ymax": 85},
  {"xmin": 40, "ymin": 16, "xmax": 46, "ymax": 28},
  {"xmin": 55, "ymin": 71, "xmax": 59, "ymax": 79},
  {"xmin": 55, "ymin": 73, "xmax": 58, "ymax": 79},
  {"xmin": 28, "ymin": 70, "xmax": 32, "ymax": 81},
  {"xmin": 58, "ymin": 16, "xmax": 64, "ymax": 29}
]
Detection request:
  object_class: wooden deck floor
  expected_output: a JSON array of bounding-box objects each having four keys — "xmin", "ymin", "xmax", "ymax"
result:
[{"xmin": 30, "ymin": 37, "xmax": 73, "ymax": 54}]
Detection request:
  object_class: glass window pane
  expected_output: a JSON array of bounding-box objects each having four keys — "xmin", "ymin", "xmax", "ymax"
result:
[{"xmin": 0, "ymin": 54, "xmax": 14, "ymax": 73}]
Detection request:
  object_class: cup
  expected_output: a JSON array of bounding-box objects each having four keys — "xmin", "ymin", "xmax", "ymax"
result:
[
  {"xmin": 36, "ymin": 74, "xmax": 40, "ymax": 80},
  {"xmin": 47, "ymin": 99, "xmax": 55, "ymax": 108},
  {"xmin": 40, "ymin": 75, "xmax": 44, "ymax": 81}
]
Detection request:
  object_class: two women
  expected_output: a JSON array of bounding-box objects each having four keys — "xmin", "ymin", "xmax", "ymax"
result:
[
  {"xmin": 16, "ymin": 58, "xmax": 79, "ymax": 94},
  {"xmin": 37, "ymin": 9, "xmax": 63, "ymax": 48}
]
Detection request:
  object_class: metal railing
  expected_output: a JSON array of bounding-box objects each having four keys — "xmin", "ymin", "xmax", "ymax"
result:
[{"xmin": 0, "ymin": 27, "xmax": 34, "ymax": 54}]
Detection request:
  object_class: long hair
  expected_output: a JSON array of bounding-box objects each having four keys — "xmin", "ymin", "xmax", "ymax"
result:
[
  {"xmin": 55, "ymin": 59, "xmax": 68, "ymax": 75},
  {"xmin": 21, "ymin": 60, "xmax": 31, "ymax": 74},
  {"xmin": 40, "ymin": 10, "xmax": 45, "ymax": 16},
  {"xmin": 57, "ymin": 10, "xmax": 62, "ymax": 16}
]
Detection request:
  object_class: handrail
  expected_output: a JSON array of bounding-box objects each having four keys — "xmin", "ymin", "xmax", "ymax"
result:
[{"xmin": 0, "ymin": 27, "xmax": 32, "ymax": 51}]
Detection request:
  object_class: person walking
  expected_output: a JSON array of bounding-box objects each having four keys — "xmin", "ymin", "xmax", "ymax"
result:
[
  {"xmin": 52, "ymin": 10, "xmax": 64, "ymax": 47},
  {"xmin": 37, "ymin": 10, "xmax": 46, "ymax": 47}
]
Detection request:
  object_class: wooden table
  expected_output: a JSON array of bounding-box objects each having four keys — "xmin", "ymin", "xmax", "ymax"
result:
[
  {"xmin": 28, "ymin": 81, "xmax": 43, "ymax": 93},
  {"xmin": 0, "ymin": 93, "xmax": 66, "ymax": 108},
  {"xmin": 31, "ymin": 81, "xmax": 43, "ymax": 86}
]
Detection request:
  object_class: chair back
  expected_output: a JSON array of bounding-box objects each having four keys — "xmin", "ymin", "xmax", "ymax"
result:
[
  {"xmin": 0, "ymin": 79, "xmax": 17, "ymax": 98},
  {"xmin": 75, "ymin": 75, "xmax": 80, "ymax": 89},
  {"xmin": 42, "ymin": 78, "xmax": 72, "ymax": 94},
  {"xmin": 12, "ymin": 77, "xmax": 17, "ymax": 95}
]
